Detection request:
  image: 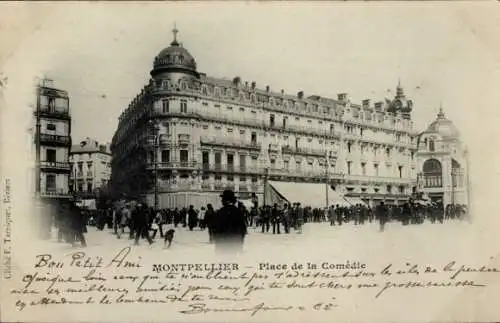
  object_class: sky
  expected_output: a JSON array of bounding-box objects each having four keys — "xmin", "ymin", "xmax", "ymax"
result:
[
  {"xmin": 2, "ymin": 2, "xmax": 500, "ymax": 200},
  {"xmin": 1, "ymin": 2, "xmax": 497, "ymax": 145}
]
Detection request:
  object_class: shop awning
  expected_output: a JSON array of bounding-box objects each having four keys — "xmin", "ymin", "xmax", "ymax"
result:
[
  {"xmin": 266, "ymin": 181, "xmax": 346, "ymax": 208},
  {"xmin": 344, "ymin": 196, "xmax": 368, "ymax": 206}
]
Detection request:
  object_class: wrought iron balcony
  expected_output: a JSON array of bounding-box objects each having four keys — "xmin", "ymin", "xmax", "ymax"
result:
[
  {"xmin": 202, "ymin": 164, "xmax": 260, "ymax": 174},
  {"xmin": 35, "ymin": 108, "xmax": 71, "ymax": 120},
  {"xmin": 200, "ymin": 137, "xmax": 261, "ymax": 151},
  {"xmin": 344, "ymin": 174, "xmax": 416, "ymax": 185},
  {"xmin": 178, "ymin": 134, "xmax": 190, "ymax": 145},
  {"xmin": 40, "ymin": 188, "xmax": 71, "ymax": 198},
  {"xmin": 159, "ymin": 134, "xmax": 171, "ymax": 145},
  {"xmin": 37, "ymin": 134, "xmax": 71, "ymax": 146},
  {"xmin": 281, "ymin": 145, "xmax": 332, "ymax": 158},
  {"xmin": 268, "ymin": 144, "xmax": 279, "ymax": 153},
  {"xmin": 146, "ymin": 161, "xmax": 199, "ymax": 170},
  {"xmin": 39, "ymin": 161, "xmax": 71, "ymax": 171}
]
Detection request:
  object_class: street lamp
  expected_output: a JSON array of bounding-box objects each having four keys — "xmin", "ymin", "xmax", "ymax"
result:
[
  {"xmin": 148, "ymin": 120, "xmax": 159, "ymax": 212},
  {"xmin": 261, "ymin": 153, "xmax": 270, "ymax": 207}
]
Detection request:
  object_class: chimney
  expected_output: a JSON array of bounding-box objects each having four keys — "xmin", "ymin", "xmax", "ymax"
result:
[
  {"xmin": 281, "ymin": 89, "xmax": 284, "ymax": 95},
  {"xmin": 362, "ymin": 99, "xmax": 371, "ymax": 108},
  {"xmin": 337, "ymin": 93, "xmax": 348, "ymax": 101},
  {"xmin": 266, "ymin": 85, "xmax": 270, "ymax": 92},
  {"xmin": 251, "ymin": 81, "xmax": 256, "ymax": 89},
  {"xmin": 297, "ymin": 91, "xmax": 304, "ymax": 99}
]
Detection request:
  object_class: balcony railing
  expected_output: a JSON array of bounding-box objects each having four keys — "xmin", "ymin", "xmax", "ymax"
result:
[
  {"xmin": 200, "ymin": 137, "xmax": 261, "ymax": 151},
  {"xmin": 40, "ymin": 188, "xmax": 71, "ymax": 198},
  {"xmin": 86, "ymin": 172, "xmax": 93, "ymax": 178},
  {"xmin": 281, "ymin": 145, "xmax": 333, "ymax": 158},
  {"xmin": 202, "ymin": 164, "xmax": 260, "ymax": 174},
  {"xmin": 35, "ymin": 109, "xmax": 71, "ymax": 120},
  {"xmin": 37, "ymin": 134, "xmax": 71, "ymax": 146},
  {"xmin": 268, "ymin": 144, "xmax": 279, "ymax": 153},
  {"xmin": 39, "ymin": 161, "xmax": 70, "ymax": 171},
  {"xmin": 178, "ymin": 134, "xmax": 190, "ymax": 145},
  {"xmin": 146, "ymin": 161, "xmax": 199, "ymax": 170},
  {"xmin": 344, "ymin": 174, "xmax": 415, "ymax": 185}
]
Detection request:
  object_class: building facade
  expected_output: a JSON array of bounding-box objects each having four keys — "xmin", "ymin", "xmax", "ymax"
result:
[
  {"xmin": 34, "ymin": 78, "xmax": 72, "ymax": 199},
  {"xmin": 69, "ymin": 138, "xmax": 112, "ymax": 199},
  {"xmin": 416, "ymin": 108, "xmax": 469, "ymax": 206},
  {"xmin": 111, "ymin": 29, "xmax": 420, "ymax": 209}
]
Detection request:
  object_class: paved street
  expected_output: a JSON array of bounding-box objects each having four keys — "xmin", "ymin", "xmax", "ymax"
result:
[{"xmin": 34, "ymin": 219, "xmax": 481, "ymax": 264}]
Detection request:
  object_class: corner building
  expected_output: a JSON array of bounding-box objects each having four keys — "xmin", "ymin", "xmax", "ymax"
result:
[
  {"xmin": 416, "ymin": 108, "xmax": 469, "ymax": 206},
  {"xmin": 111, "ymin": 30, "xmax": 419, "ymax": 208}
]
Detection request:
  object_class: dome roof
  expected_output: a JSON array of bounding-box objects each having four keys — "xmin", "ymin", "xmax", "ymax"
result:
[
  {"xmin": 424, "ymin": 108, "xmax": 460, "ymax": 138},
  {"xmin": 152, "ymin": 26, "xmax": 197, "ymax": 74}
]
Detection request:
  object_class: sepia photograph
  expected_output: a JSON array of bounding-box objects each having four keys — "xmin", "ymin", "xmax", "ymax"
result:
[{"xmin": 1, "ymin": 2, "xmax": 500, "ymax": 323}]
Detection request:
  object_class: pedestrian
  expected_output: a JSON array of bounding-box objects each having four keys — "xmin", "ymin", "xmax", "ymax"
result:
[
  {"xmin": 69, "ymin": 201, "xmax": 87, "ymax": 247},
  {"xmin": 376, "ymin": 201, "xmax": 388, "ymax": 232},
  {"xmin": 328, "ymin": 205, "xmax": 336, "ymax": 226},
  {"xmin": 117, "ymin": 205, "xmax": 129, "ymax": 239},
  {"xmin": 271, "ymin": 204, "xmax": 281, "ymax": 235},
  {"xmin": 296, "ymin": 203, "xmax": 304, "ymax": 233},
  {"xmin": 261, "ymin": 206, "xmax": 270, "ymax": 233},
  {"xmin": 282, "ymin": 204, "xmax": 291, "ymax": 234},
  {"xmin": 132, "ymin": 202, "xmax": 153, "ymax": 246},
  {"xmin": 212, "ymin": 190, "xmax": 247, "ymax": 254},
  {"xmin": 204, "ymin": 204, "xmax": 216, "ymax": 243},
  {"xmin": 188, "ymin": 205, "xmax": 198, "ymax": 231},
  {"xmin": 199, "ymin": 207, "xmax": 206, "ymax": 230}
]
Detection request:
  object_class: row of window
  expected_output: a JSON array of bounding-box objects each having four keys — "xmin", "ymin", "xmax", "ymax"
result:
[
  {"xmin": 346, "ymin": 162, "xmax": 406, "ymax": 178},
  {"xmin": 160, "ymin": 98, "xmax": 412, "ymax": 136}
]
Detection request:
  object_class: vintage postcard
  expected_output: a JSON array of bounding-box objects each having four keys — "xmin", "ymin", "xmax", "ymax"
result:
[{"xmin": 1, "ymin": 2, "xmax": 500, "ymax": 322}]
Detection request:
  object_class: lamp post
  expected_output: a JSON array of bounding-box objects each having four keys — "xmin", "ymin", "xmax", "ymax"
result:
[
  {"xmin": 148, "ymin": 120, "xmax": 159, "ymax": 212},
  {"xmin": 261, "ymin": 153, "xmax": 270, "ymax": 207}
]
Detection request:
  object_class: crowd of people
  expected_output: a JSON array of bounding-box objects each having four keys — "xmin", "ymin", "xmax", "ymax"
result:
[{"xmin": 44, "ymin": 191, "xmax": 468, "ymax": 252}]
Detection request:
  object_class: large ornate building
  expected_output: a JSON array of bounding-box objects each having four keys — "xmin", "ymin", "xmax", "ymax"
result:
[
  {"xmin": 110, "ymin": 28, "xmax": 420, "ymax": 209},
  {"xmin": 416, "ymin": 108, "xmax": 469, "ymax": 206}
]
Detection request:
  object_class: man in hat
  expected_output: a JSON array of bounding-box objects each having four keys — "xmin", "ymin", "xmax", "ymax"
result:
[
  {"xmin": 213, "ymin": 190, "xmax": 247, "ymax": 254},
  {"xmin": 132, "ymin": 201, "xmax": 153, "ymax": 245}
]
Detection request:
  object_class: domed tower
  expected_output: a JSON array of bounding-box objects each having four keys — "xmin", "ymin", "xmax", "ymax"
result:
[
  {"xmin": 416, "ymin": 107, "xmax": 468, "ymax": 208},
  {"xmin": 387, "ymin": 80, "xmax": 413, "ymax": 119},
  {"xmin": 150, "ymin": 25, "xmax": 199, "ymax": 86}
]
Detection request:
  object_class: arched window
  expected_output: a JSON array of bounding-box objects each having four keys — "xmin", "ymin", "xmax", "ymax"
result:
[
  {"xmin": 429, "ymin": 139, "xmax": 435, "ymax": 152},
  {"xmin": 423, "ymin": 159, "xmax": 442, "ymax": 188},
  {"xmin": 451, "ymin": 159, "xmax": 463, "ymax": 187}
]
